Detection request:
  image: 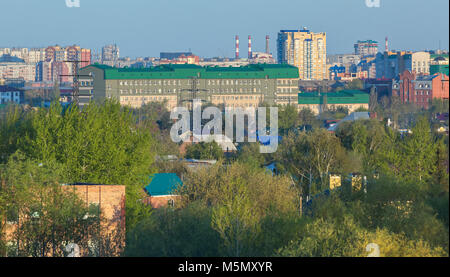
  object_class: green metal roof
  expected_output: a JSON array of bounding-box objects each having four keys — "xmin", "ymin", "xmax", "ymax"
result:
[
  {"xmin": 82, "ymin": 63, "xmax": 299, "ymax": 80},
  {"xmin": 144, "ymin": 173, "xmax": 183, "ymax": 196},
  {"xmin": 430, "ymin": 64, "xmax": 449, "ymax": 76},
  {"xmin": 431, "ymin": 54, "xmax": 449, "ymax": 60},
  {"xmin": 298, "ymin": 90, "xmax": 369, "ymax": 105}
]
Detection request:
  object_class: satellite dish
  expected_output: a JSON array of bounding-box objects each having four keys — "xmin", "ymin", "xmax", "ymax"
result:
[{"xmin": 65, "ymin": 243, "xmax": 80, "ymax": 257}]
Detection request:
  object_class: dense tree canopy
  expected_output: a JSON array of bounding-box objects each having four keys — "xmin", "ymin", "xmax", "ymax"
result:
[{"xmin": 0, "ymin": 96, "xmax": 448, "ymax": 257}]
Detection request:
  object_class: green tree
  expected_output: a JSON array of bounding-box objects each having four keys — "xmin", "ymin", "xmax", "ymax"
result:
[
  {"xmin": 0, "ymin": 152, "xmax": 104, "ymax": 257},
  {"xmin": 17, "ymin": 100, "xmax": 156, "ymax": 231},
  {"xmin": 185, "ymin": 141, "xmax": 223, "ymax": 160},
  {"xmin": 52, "ymin": 81, "xmax": 61, "ymax": 102},
  {"xmin": 298, "ymin": 108, "xmax": 320, "ymax": 129},
  {"xmin": 278, "ymin": 104, "xmax": 298, "ymax": 133},
  {"xmin": 125, "ymin": 202, "xmax": 221, "ymax": 257},
  {"xmin": 369, "ymin": 86, "xmax": 378, "ymax": 112},
  {"xmin": 345, "ymin": 79, "xmax": 364, "ymax": 90},
  {"xmin": 400, "ymin": 116, "xmax": 437, "ymax": 182},
  {"xmin": 277, "ymin": 129, "xmax": 347, "ymax": 195}
]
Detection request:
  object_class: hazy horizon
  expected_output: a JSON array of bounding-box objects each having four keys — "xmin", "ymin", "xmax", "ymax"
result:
[{"xmin": 0, "ymin": 0, "xmax": 448, "ymax": 58}]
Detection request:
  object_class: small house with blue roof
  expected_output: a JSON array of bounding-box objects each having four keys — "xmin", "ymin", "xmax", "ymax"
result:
[{"xmin": 143, "ymin": 173, "xmax": 183, "ymax": 208}]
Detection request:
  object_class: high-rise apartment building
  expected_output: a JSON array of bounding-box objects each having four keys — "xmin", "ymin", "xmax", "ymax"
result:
[
  {"xmin": 354, "ymin": 40, "xmax": 378, "ymax": 57},
  {"xmin": 277, "ymin": 28, "xmax": 327, "ymax": 80},
  {"xmin": 36, "ymin": 45, "xmax": 91, "ymax": 83},
  {"xmin": 102, "ymin": 44, "xmax": 120, "ymax": 66}
]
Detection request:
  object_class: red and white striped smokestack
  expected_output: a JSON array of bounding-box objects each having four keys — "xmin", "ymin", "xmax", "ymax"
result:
[
  {"xmin": 248, "ymin": 35, "xmax": 252, "ymax": 59},
  {"xmin": 235, "ymin": 35, "xmax": 240, "ymax": 59},
  {"xmin": 385, "ymin": 36, "xmax": 389, "ymax": 52},
  {"xmin": 266, "ymin": 35, "xmax": 270, "ymax": 54}
]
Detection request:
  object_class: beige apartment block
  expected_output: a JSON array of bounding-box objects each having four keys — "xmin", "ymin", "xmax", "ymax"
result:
[{"xmin": 277, "ymin": 29, "xmax": 327, "ymax": 80}]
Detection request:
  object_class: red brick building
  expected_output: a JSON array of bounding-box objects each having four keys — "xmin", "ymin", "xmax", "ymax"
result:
[
  {"xmin": 3, "ymin": 184, "xmax": 125, "ymax": 257},
  {"xmin": 392, "ymin": 70, "xmax": 449, "ymax": 109}
]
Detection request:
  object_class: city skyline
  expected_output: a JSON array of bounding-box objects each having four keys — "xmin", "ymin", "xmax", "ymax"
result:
[{"xmin": 0, "ymin": 0, "xmax": 448, "ymax": 58}]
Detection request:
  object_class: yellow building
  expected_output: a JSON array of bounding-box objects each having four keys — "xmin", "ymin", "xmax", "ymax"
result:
[{"xmin": 277, "ymin": 28, "xmax": 327, "ymax": 80}]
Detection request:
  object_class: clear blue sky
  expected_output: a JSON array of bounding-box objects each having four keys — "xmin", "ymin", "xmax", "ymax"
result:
[{"xmin": 1, "ymin": 0, "xmax": 448, "ymax": 58}]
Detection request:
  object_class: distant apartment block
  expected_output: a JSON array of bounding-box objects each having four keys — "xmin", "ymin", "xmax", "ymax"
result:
[
  {"xmin": 35, "ymin": 45, "xmax": 92, "ymax": 83},
  {"xmin": 277, "ymin": 28, "xmax": 327, "ymax": 80},
  {"xmin": 0, "ymin": 48, "xmax": 45, "ymax": 64},
  {"xmin": 79, "ymin": 63, "xmax": 300, "ymax": 109},
  {"xmin": 0, "ymin": 54, "xmax": 36, "ymax": 82},
  {"xmin": 102, "ymin": 44, "xmax": 120, "ymax": 66},
  {"xmin": 250, "ymin": 52, "xmax": 276, "ymax": 64},
  {"xmin": 376, "ymin": 51, "xmax": 431, "ymax": 79},
  {"xmin": 354, "ymin": 40, "xmax": 378, "ymax": 57}
]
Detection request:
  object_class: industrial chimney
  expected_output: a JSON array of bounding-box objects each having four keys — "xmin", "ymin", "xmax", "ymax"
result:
[
  {"xmin": 235, "ymin": 35, "xmax": 240, "ymax": 59},
  {"xmin": 248, "ymin": 35, "xmax": 252, "ymax": 59},
  {"xmin": 265, "ymin": 35, "xmax": 270, "ymax": 54}
]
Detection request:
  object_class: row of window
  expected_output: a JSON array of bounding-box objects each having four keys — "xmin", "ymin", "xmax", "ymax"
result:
[
  {"xmin": 412, "ymin": 61, "xmax": 429, "ymax": 66},
  {"xmin": 211, "ymin": 95, "xmax": 261, "ymax": 100},
  {"xmin": 277, "ymin": 88, "xmax": 296, "ymax": 93},
  {"xmin": 117, "ymin": 79, "xmax": 293, "ymax": 87},
  {"xmin": 121, "ymin": 96, "xmax": 173, "ymax": 101},
  {"xmin": 80, "ymin": 81, "xmax": 93, "ymax": 86},
  {"xmin": 119, "ymin": 87, "xmax": 266, "ymax": 94},
  {"xmin": 415, "ymin": 97, "xmax": 430, "ymax": 103},
  {"xmin": 415, "ymin": 91, "xmax": 430, "ymax": 95}
]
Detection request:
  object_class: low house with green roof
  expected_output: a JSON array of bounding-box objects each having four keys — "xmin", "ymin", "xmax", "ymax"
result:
[
  {"xmin": 297, "ymin": 90, "xmax": 369, "ymax": 115},
  {"xmin": 143, "ymin": 173, "xmax": 183, "ymax": 208},
  {"xmin": 78, "ymin": 63, "xmax": 300, "ymax": 109}
]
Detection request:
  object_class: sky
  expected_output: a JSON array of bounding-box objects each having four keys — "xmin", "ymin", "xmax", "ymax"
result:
[{"xmin": 0, "ymin": 0, "xmax": 448, "ymax": 58}]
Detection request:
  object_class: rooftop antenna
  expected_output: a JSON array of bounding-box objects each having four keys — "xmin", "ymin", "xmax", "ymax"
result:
[
  {"xmin": 235, "ymin": 35, "xmax": 240, "ymax": 60},
  {"xmin": 248, "ymin": 35, "xmax": 252, "ymax": 59},
  {"xmin": 385, "ymin": 36, "xmax": 389, "ymax": 52}
]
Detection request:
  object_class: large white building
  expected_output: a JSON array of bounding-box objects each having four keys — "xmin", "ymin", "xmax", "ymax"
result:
[
  {"xmin": 0, "ymin": 48, "xmax": 46, "ymax": 64},
  {"xmin": 411, "ymin": 51, "xmax": 431, "ymax": 75},
  {"xmin": 0, "ymin": 55, "xmax": 36, "ymax": 82}
]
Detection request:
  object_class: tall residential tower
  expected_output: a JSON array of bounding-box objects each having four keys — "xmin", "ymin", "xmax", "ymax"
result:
[{"xmin": 277, "ymin": 28, "xmax": 327, "ymax": 80}]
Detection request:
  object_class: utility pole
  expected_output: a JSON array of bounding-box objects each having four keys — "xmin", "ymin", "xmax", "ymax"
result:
[
  {"xmin": 59, "ymin": 60, "xmax": 89, "ymax": 105},
  {"xmin": 180, "ymin": 76, "xmax": 208, "ymax": 111},
  {"xmin": 179, "ymin": 76, "xmax": 209, "ymax": 138}
]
